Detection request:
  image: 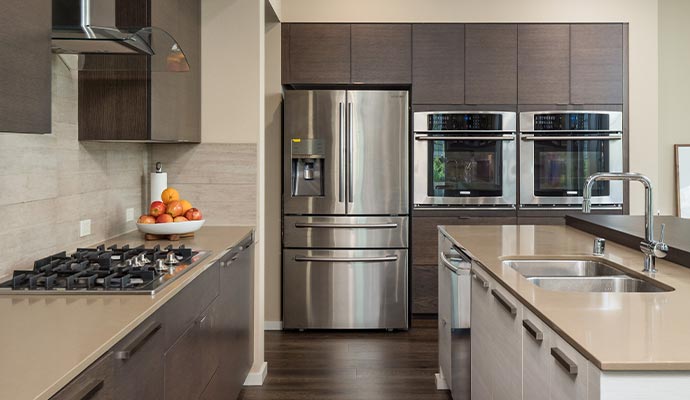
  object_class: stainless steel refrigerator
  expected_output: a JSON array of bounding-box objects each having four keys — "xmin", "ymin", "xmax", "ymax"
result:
[{"xmin": 282, "ymin": 90, "xmax": 409, "ymax": 330}]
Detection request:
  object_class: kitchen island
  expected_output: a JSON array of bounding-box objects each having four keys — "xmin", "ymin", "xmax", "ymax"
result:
[
  {"xmin": 442, "ymin": 224, "xmax": 690, "ymax": 400},
  {"xmin": 0, "ymin": 226, "xmax": 254, "ymax": 400}
]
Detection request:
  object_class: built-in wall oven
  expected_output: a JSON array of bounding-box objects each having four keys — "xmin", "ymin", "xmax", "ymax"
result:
[
  {"xmin": 413, "ymin": 112, "xmax": 517, "ymax": 208},
  {"xmin": 519, "ymin": 111, "xmax": 624, "ymax": 208}
]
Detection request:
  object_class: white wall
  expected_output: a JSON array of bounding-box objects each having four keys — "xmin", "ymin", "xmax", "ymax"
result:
[
  {"xmin": 282, "ymin": 0, "xmax": 661, "ymax": 215},
  {"xmin": 659, "ymin": 0, "xmax": 690, "ymax": 216},
  {"xmin": 202, "ymin": 0, "xmax": 262, "ymax": 144}
]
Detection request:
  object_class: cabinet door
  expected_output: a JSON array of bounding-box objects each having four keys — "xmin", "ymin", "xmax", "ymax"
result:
[
  {"xmin": 412, "ymin": 24, "xmax": 464, "ymax": 104},
  {"xmin": 518, "ymin": 24, "xmax": 570, "ymax": 105},
  {"xmin": 465, "ymin": 24, "xmax": 518, "ymax": 104},
  {"xmin": 0, "ymin": 0, "xmax": 51, "ymax": 133},
  {"xmin": 570, "ymin": 24, "xmax": 623, "ymax": 104},
  {"xmin": 164, "ymin": 299, "xmax": 219, "ymax": 400},
  {"xmin": 489, "ymin": 284, "xmax": 523, "ymax": 400},
  {"xmin": 522, "ymin": 308, "xmax": 551, "ymax": 400},
  {"xmin": 351, "ymin": 24, "xmax": 412, "ymax": 84},
  {"xmin": 202, "ymin": 243, "xmax": 254, "ymax": 400},
  {"xmin": 51, "ymin": 353, "xmax": 114, "ymax": 400},
  {"xmin": 549, "ymin": 334, "xmax": 588, "ymax": 400},
  {"xmin": 112, "ymin": 314, "xmax": 165, "ymax": 400},
  {"xmin": 286, "ymin": 24, "xmax": 351, "ymax": 84},
  {"xmin": 470, "ymin": 267, "xmax": 493, "ymax": 400}
]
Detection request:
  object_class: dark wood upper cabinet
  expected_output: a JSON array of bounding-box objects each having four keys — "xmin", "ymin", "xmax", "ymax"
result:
[
  {"xmin": 570, "ymin": 24, "xmax": 624, "ymax": 104},
  {"xmin": 0, "ymin": 0, "xmax": 51, "ymax": 133},
  {"xmin": 285, "ymin": 24, "xmax": 351, "ymax": 84},
  {"xmin": 412, "ymin": 24, "xmax": 464, "ymax": 105},
  {"xmin": 465, "ymin": 24, "xmax": 517, "ymax": 105},
  {"xmin": 351, "ymin": 24, "xmax": 411, "ymax": 84},
  {"xmin": 518, "ymin": 24, "xmax": 570, "ymax": 105},
  {"xmin": 79, "ymin": 0, "xmax": 201, "ymax": 141}
]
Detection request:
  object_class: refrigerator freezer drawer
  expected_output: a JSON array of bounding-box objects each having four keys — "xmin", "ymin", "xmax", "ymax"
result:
[
  {"xmin": 283, "ymin": 216, "xmax": 409, "ymax": 249},
  {"xmin": 283, "ymin": 249, "xmax": 409, "ymax": 329}
]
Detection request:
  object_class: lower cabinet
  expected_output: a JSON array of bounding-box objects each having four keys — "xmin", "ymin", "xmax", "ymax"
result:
[
  {"xmin": 472, "ymin": 265, "xmax": 589, "ymax": 400},
  {"xmin": 51, "ymin": 234, "xmax": 255, "ymax": 400}
]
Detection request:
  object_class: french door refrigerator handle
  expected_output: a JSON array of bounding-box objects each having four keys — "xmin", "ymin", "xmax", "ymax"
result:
[
  {"xmin": 348, "ymin": 102, "xmax": 354, "ymax": 204},
  {"xmin": 339, "ymin": 102, "xmax": 346, "ymax": 203},
  {"xmin": 294, "ymin": 256, "xmax": 399, "ymax": 263}
]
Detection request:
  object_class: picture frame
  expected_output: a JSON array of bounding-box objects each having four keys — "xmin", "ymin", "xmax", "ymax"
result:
[{"xmin": 675, "ymin": 144, "xmax": 690, "ymax": 218}]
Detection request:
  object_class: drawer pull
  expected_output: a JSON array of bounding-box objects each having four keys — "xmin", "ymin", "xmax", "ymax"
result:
[
  {"xmin": 115, "ymin": 321, "xmax": 161, "ymax": 360},
  {"xmin": 68, "ymin": 379, "xmax": 104, "ymax": 400},
  {"xmin": 491, "ymin": 289, "xmax": 517, "ymax": 316},
  {"xmin": 522, "ymin": 319, "xmax": 544, "ymax": 342},
  {"xmin": 472, "ymin": 273, "xmax": 489, "ymax": 289},
  {"xmin": 294, "ymin": 222, "xmax": 398, "ymax": 229},
  {"xmin": 551, "ymin": 347, "xmax": 579, "ymax": 376},
  {"xmin": 294, "ymin": 256, "xmax": 398, "ymax": 263}
]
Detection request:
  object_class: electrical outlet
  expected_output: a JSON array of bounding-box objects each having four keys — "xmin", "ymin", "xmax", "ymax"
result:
[
  {"xmin": 126, "ymin": 208, "xmax": 135, "ymax": 222},
  {"xmin": 80, "ymin": 219, "xmax": 92, "ymax": 237}
]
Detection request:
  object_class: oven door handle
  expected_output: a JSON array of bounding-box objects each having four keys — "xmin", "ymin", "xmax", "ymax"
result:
[
  {"xmin": 521, "ymin": 134, "xmax": 623, "ymax": 141},
  {"xmin": 415, "ymin": 134, "xmax": 515, "ymax": 141}
]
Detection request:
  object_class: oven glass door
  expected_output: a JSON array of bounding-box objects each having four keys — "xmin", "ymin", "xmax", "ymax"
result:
[
  {"xmin": 429, "ymin": 138, "xmax": 503, "ymax": 197},
  {"xmin": 533, "ymin": 138, "xmax": 611, "ymax": 197}
]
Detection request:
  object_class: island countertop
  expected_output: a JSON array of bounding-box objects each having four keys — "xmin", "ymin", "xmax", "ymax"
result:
[
  {"xmin": 0, "ymin": 226, "xmax": 254, "ymax": 400},
  {"xmin": 442, "ymin": 224, "xmax": 690, "ymax": 371}
]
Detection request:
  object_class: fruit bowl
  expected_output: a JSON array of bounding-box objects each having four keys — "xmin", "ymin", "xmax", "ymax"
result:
[{"xmin": 136, "ymin": 220, "xmax": 206, "ymax": 235}]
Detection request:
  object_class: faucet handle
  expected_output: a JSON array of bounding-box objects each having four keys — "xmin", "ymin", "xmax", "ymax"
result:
[{"xmin": 660, "ymin": 223, "xmax": 666, "ymax": 243}]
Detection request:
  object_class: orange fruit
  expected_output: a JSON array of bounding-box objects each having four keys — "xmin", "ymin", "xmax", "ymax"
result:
[
  {"xmin": 180, "ymin": 199, "xmax": 193, "ymax": 214},
  {"xmin": 161, "ymin": 187, "xmax": 180, "ymax": 204}
]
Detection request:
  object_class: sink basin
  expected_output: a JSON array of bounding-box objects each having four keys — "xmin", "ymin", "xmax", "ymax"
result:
[
  {"xmin": 526, "ymin": 276, "xmax": 672, "ymax": 293},
  {"xmin": 504, "ymin": 259, "xmax": 625, "ymax": 278}
]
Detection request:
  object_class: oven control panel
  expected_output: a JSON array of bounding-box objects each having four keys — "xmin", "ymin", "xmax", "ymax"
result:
[
  {"xmin": 534, "ymin": 113, "xmax": 610, "ymax": 131},
  {"xmin": 427, "ymin": 113, "xmax": 503, "ymax": 131}
]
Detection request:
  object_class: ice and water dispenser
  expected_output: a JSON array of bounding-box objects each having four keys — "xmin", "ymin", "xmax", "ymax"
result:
[{"xmin": 290, "ymin": 138, "xmax": 325, "ymax": 197}]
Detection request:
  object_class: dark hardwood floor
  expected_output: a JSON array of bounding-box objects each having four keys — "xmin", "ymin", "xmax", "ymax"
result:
[{"xmin": 238, "ymin": 318, "xmax": 452, "ymax": 400}]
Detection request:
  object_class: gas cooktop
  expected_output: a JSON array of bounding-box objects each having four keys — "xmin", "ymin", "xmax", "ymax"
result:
[{"xmin": 0, "ymin": 244, "xmax": 210, "ymax": 295}]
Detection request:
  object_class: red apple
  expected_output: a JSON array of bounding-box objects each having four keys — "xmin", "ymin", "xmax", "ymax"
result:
[
  {"xmin": 137, "ymin": 215, "xmax": 156, "ymax": 224},
  {"xmin": 149, "ymin": 201, "xmax": 167, "ymax": 217},
  {"xmin": 156, "ymin": 214, "xmax": 174, "ymax": 223},
  {"xmin": 184, "ymin": 208, "xmax": 203, "ymax": 221},
  {"xmin": 173, "ymin": 216, "xmax": 189, "ymax": 223},
  {"xmin": 166, "ymin": 200, "xmax": 184, "ymax": 217}
]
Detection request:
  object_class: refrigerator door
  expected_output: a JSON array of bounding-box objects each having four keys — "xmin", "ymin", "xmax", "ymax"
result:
[
  {"xmin": 284, "ymin": 90, "xmax": 347, "ymax": 215},
  {"xmin": 283, "ymin": 216, "xmax": 409, "ymax": 249},
  {"xmin": 283, "ymin": 249, "xmax": 409, "ymax": 329},
  {"xmin": 347, "ymin": 91, "xmax": 409, "ymax": 215}
]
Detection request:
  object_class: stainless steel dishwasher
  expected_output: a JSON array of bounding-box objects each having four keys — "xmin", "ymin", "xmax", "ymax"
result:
[{"xmin": 438, "ymin": 227, "xmax": 471, "ymax": 399}]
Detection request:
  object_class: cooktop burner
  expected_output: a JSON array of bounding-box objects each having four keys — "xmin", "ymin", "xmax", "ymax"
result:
[{"xmin": 0, "ymin": 244, "xmax": 210, "ymax": 295}]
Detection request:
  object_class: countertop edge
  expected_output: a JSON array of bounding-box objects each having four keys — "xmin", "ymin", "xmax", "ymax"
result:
[{"xmin": 33, "ymin": 226, "xmax": 255, "ymax": 400}]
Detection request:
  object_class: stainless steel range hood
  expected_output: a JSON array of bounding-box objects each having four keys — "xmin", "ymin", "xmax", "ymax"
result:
[{"xmin": 52, "ymin": 0, "xmax": 190, "ymax": 72}]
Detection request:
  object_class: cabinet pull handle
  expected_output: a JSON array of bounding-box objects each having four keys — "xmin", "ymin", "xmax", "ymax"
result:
[
  {"xmin": 491, "ymin": 289, "xmax": 517, "ymax": 316},
  {"xmin": 551, "ymin": 347, "xmax": 579, "ymax": 376},
  {"xmin": 472, "ymin": 273, "xmax": 489, "ymax": 289},
  {"xmin": 522, "ymin": 319, "xmax": 544, "ymax": 342},
  {"xmin": 67, "ymin": 379, "xmax": 104, "ymax": 400},
  {"xmin": 198, "ymin": 314, "xmax": 208, "ymax": 326},
  {"xmin": 115, "ymin": 321, "xmax": 161, "ymax": 360}
]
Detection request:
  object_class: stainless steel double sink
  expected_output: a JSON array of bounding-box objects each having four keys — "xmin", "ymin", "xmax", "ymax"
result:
[{"xmin": 502, "ymin": 259, "xmax": 673, "ymax": 293}]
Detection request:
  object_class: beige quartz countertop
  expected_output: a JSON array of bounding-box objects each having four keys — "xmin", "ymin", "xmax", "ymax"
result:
[
  {"xmin": 0, "ymin": 226, "xmax": 254, "ymax": 400},
  {"xmin": 442, "ymin": 224, "xmax": 690, "ymax": 371}
]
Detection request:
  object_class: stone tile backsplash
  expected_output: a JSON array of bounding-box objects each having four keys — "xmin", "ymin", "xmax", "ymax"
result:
[{"xmin": 0, "ymin": 56, "xmax": 258, "ymax": 280}]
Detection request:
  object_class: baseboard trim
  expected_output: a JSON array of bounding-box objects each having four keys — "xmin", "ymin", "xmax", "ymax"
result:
[
  {"xmin": 243, "ymin": 361, "xmax": 268, "ymax": 386},
  {"xmin": 435, "ymin": 372, "xmax": 449, "ymax": 390},
  {"xmin": 264, "ymin": 320, "xmax": 283, "ymax": 330}
]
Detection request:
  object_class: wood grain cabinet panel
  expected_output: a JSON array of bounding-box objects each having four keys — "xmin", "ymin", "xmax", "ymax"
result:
[
  {"xmin": 0, "ymin": 0, "xmax": 51, "ymax": 133},
  {"xmin": 465, "ymin": 24, "xmax": 518, "ymax": 105},
  {"xmin": 287, "ymin": 24, "xmax": 351, "ymax": 84},
  {"xmin": 518, "ymin": 24, "xmax": 570, "ymax": 105},
  {"xmin": 412, "ymin": 24, "xmax": 464, "ymax": 104},
  {"xmin": 50, "ymin": 353, "xmax": 114, "ymax": 400},
  {"xmin": 570, "ymin": 24, "xmax": 624, "ymax": 104},
  {"xmin": 351, "ymin": 24, "xmax": 412, "ymax": 84}
]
